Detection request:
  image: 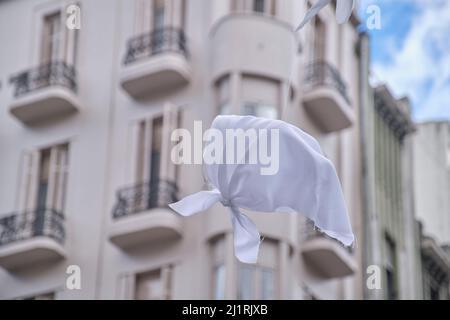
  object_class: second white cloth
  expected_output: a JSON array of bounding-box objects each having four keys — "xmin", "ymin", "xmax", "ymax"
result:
[{"xmin": 296, "ymin": 0, "xmax": 355, "ymax": 31}]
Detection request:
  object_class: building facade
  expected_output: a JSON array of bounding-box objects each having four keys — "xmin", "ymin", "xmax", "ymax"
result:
[
  {"xmin": 0, "ymin": 0, "xmax": 364, "ymax": 299},
  {"xmin": 413, "ymin": 121, "xmax": 450, "ymax": 299},
  {"xmin": 360, "ymin": 83, "xmax": 422, "ymax": 300}
]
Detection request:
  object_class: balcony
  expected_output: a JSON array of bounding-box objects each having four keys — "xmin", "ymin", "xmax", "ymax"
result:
[
  {"xmin": 109, "ymin": 179, "xmax": 183, "ymax": 249},
  {"xmin": 120, "ymin": 28, "xmax": 191, "ymax": 99},
  {"xmin": 9, "ymin": 61, "xmax": 80, "ymax": 125},
  {"xmin": 210, "ymin": 13, "xmax": 295, "ymax": 83},
  {"xmin": 303, "ymin": 61, "xmax": 354, "ymax": 133},
  {"xmin": 301, "ymin": 222, "xmax": 356, "ymax": 279},
  {"xmin": 0, "ymin": 208, "xmax": 66, "ymax": 271}
]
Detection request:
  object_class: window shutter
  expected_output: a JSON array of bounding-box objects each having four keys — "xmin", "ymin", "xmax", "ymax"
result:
[
  {"xmin": 56, "ymin": 145, "xmax": 69, "ymax": 212},
  {"xmin": 63, "ymin": 3, "xmax": 78, "ymax": 66},
  {"xmin": 46, "ymin": 144, "xmax": 69, "ymax": 212},
  {"xmin": 129, "ymin": 121, "xmax": 142, "ymax": 185},
  {"xmin": 46, "ymin": 147, "xmax": 59, "ymax": 210},
  {"xmin": 171, "ymin": 0, "xmax": 184, "ymax": 29},
  {"xmin": 161, "ymin": 103, "xmax": 179, "ymax": 182},
  {"xmin": 18, "ymin": 150, "xmax": 41, "ymax": 212},
  {"xmin": 117, "ymin": 273, "xmax": 135, "ymax": 300},
  {"xmin": 161, "ymin": 0, "xmax": 171, "ymax": 29},
  {"xmin": 129, "ymin": 119, "xmax": 153, "ymax": 185},
  {"xmin": 161, "ymin": 265, "xmax": 173, "ymax": 300},
  {"xmin": 135, "ymin": 0, "xmax": 152, "ymax": 34}
]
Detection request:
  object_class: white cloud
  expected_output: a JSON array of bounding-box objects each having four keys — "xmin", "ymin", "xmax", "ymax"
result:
[{"xmin": 361, "ymin": 0, "xmax": 450, "ymax": 121}]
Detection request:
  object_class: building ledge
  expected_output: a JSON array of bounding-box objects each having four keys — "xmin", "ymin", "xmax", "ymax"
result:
[
  {"xmin": 109, "ymin": 208, "xmax": 183, "ymax": 250},
  {"xmin": 301, "ymin": 236, "xmax": 356, "ymax": 278},
  {"xmin": 0, "ymin": 237, "xmax": 65, "ymax": 271}
]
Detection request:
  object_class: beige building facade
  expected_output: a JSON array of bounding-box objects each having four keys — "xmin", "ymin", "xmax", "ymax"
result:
[
  {"xmin": 0, "ymin": 0, "xmax": 364, "ymax": 299},
  {"xmin": 413, "ymin": 121, "xmax": 450, "ymax": 299}
]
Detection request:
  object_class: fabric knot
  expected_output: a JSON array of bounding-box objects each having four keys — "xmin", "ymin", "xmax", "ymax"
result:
[{"xmin": 220, "ymin": 198, "xmax": 233, "ymax": 208}]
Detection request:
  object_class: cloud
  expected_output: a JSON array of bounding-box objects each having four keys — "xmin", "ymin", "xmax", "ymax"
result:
[{"xmin": 359, "ymin": 0, "xmax": 450, "ymax": 121}]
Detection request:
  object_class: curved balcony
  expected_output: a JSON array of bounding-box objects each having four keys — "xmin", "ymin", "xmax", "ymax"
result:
[
  {"xmin": 0, "ymin": 208, "xmax": 66, "ymax": 271},
  {"xmin": 120, "ymin": 28, "xmax": 191, "ymax": 99},
  {"xmin": 210, "ymin": 13, "xmax": 296, "ymax": 82},
  {"xmin": 9, "ymin": 61, "xmax": 80, "ymax": 125},
  {"xmin": 302, "ymin": 61, "xmax": 354, "ymax": 133},
  {"xmin": 301, "ymin": 222, "xmax": 356, "ymax": 279},
  {"xmin": 109, "ymin": 179, "xmax": 183, "ymax": 249}
]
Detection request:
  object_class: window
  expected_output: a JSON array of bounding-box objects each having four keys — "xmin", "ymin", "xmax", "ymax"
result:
[
  {"xmin": 40, "ymin": 7, "xmax": 78, "ymax": 65},
  {"xmin": 217, "ymin": 76, "xmax": 231, "ymax": 115},
  {"xmin": 216, "ymin": 75, "xmax": 280, "ymax": 118},
  {"xmin": 237, "ymin": 240, "xmax": 278, "ymax": 300},
  {"xmin": 133, "ymin": 108, "xmax": 179, "ymax": 185},
  {"xmin": 238, "ymin": 265, "xmax": 255, "ymax": 299},
  {"xmin": 242, "ymin": 103, "xmax": 278, "ymax": 119},
  {"xmin": 135, "ymin": 266, "xmax": 173, "ymax": 300},
  {"xmin": 213, "ymin": 265, "xmax": 226, "ymax": 300},
  {"xmin": 211, "ymin": 237, "xmax": 279, "ymax": 300},
  {"xmin": 447, "ymin": 147, "xmax": 450, "ymax": 168},
  {"xmin": 238, "ymin": 264, "xmax": 276, "ymax": 300},
  {"xmin": 21, "ymin": 292, "xmax": 54, "ymax": 300},
  {"xmin": 129, "ymin": 104, "xmax": 180, "ymax": 211},
  {"xmin": 385, "ymin": 235, "xmax": 398, "ymax": 300},
  {"xmin": 241, "ymin": 75, "xmax": 279, "ymax": 119},
  {"xmin": 153, "ymin": 0, "xmax": 166, "ymax": 31},
  {"xmin": 41, "ymin": 12, "xmax": 62, "ymax": 63},
  {"xmin": 211, "ymin": 237, "xmax": 226, "ymax": 299},
  {"xmin": 135, "ymin": 0, "xmax": 186, "ymax": 34},
  {"xmin": 19, "ymin": 143, "xmax": 69, "ymax": 212},
  {"xmin": 313, "ymin": 14, "xmax": 326, "ymax": 62},
  {"xmin": 261, "ymin": 268, "xmax": 275, "ymax": 300},
  {"xmin": 231, "ymin": 0, "xmax": 276, "ymax": 15},
  {"xmin": 253, "ymin": 0, "xmax": 265, "ymax": 13},
  {"xmin": 135, "ymin": 116, "xmax": 163, "ymax": 185}
]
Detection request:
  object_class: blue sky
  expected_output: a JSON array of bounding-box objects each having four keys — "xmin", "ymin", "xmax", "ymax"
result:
[{"xmin": 359, "ymin": 0, "xmax": 450, "ymax": 122}]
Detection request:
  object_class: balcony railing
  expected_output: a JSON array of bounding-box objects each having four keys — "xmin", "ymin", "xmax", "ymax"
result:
[
  {"xmin": 124, "ymin": 28, "xmax": 188, "ymax": 65},
  {"xmin": 304, "ymin": 61, "xmax": 350, "ymax": 104},
  {"xmin": 0, "ymin": 208, "xmax": 65, "ymax": 247},
  {"xmin": 113, "ymin": 179, "xmax": 178, "ymax": 219},
  {"xmin": 9, "ymin": 61, "xmax": 77, "ymax": 98}
]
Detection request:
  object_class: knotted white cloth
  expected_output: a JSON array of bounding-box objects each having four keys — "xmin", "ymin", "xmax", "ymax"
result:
[
  {"xmin": 169, "ymin": 115, "xmax": 354, "ymax": 264},
  {"xmin": 296, "ymin": 0, "xmax": 355, "ymax": 31}
]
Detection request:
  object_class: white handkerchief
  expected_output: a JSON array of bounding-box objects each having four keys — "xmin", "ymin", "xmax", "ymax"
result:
[{"xmin": 169, "ymin": 115, "xmax": 354, "ymax": 264}]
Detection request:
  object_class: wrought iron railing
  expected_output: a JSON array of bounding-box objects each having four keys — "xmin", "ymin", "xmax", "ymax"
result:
[
  {"xmin": 0, "ymin": 208, "xmax": 65, "ymax": 247},
  {"xmin": 113, "ymin": 179, "xmax": 178, "ymax": 219},
  {"xmin": 124, "ymin": 27, "xmax": 188, "ymax": 65},
  {"xmin": 9, "ymin": 61, "xmax": 77, "ymax": 98},
  {"xmin": 304, "ymin": 61, "xmax": 350, "ymax": 104}
]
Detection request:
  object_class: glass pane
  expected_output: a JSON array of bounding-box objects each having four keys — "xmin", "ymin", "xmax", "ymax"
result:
[
  {"xmin": 313, "ymin": 16, "xmax": 326, "ymax": 62},
  {"xmin": 42, "ymin": 12, "xmax": 61, "ymax": 63},
  {"xmin": 219, "ymin": 103, "xmax": 231, "ymax": 115},
  {"xmin": 214, "ymin": 265, "xmax": 225, "ymax": 300},
  {"xmin": 253, "ymin": 0, "xmax": 265, "ymax": 13},
  {"xmin": 135, "ymin": 269, "xmax": 163, "ymax": 300},
  {"xmin": 242, "ymin": 103, "xmax": 278, "ymax": 119},
  {"xmin": 238, "ymin": 265, "xmax": 255, "ymax": 300},
  {"xmin": 261, "ymin": 268, "xmax": 275, "ymax": 300},
  {"xmin": 153, "ymin": 0, "xmax": 165, "ymax": 31}
]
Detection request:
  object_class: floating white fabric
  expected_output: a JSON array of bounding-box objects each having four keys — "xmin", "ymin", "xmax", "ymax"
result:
[
  {"xmin": 296, "ymin": 0, "xmax": 355, "ymax": 31},
  {"xmin": 169, "ymin": 115, "xmax": 354, "ymax": 264}
]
